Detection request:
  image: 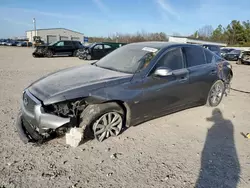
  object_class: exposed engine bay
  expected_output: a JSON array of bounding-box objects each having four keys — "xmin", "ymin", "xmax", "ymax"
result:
[{"xmin": 42, "ymin": 100, "xmax": 87, "ymax": 140}]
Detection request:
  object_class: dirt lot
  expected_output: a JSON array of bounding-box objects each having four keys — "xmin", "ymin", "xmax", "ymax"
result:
[{"xmin": 0, "ymin": 46, "xmax": 250, "ymax": 188}]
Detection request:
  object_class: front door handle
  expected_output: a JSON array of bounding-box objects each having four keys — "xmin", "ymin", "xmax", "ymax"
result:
[{"xmin": 211, "ymin": 70, "xmax": 217, "ymax": 75}]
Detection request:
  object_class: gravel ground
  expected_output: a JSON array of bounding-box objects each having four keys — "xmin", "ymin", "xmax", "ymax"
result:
[{"xmin": 0, "ymin": 46, "xmax": 250, "ymax": 188}]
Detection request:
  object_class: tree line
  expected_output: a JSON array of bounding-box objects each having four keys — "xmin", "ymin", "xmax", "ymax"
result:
[
  {"xmin": 88, "ymin": 20, "xmax": 250, "ymax": 46},
  {"xmin": 88, "ymin": 31, "xmax": 168, "ymax": 43},
  {"xmin": 191, "ymin": 20, "xmax": 250, "ymax": 46}
]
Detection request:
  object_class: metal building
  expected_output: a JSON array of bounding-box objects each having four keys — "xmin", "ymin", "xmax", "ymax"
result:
[
  {"xmin": 26, "ymin": 28, "xmax": 84, "ymax": 44},
  {"xmin": 168, "ymin": 36, "xmax": 227, "ymax": 47}
]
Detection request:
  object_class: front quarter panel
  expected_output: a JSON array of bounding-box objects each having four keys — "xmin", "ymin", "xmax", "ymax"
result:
[{"xmin": 89, "ymin": 75, "xmax": 145, "ymax": 125}]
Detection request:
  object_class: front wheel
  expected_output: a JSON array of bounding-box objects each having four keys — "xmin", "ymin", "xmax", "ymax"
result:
[
  {"xmin": 86, "ymin": 54, "xmax": 92, "ymax": 60},
  {"xmin": 206, "ymin": 80, "xmax": 225, "ymax": 107},
  {"xmin": 46, "ymin": 50, "xmax": 53, "ymax": 58},
  {"xmin": 79, "ymin": 103, "xmax": 124, "ymax": 142}
]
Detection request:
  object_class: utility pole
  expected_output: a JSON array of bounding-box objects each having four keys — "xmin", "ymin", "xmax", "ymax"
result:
[
  {"xmin": 116, "ymin": 32, "xmax": 119, "ymax": 43},
  {"xmin": 33, "ymin": 18, "xmax": 36, "ymax": 37}
]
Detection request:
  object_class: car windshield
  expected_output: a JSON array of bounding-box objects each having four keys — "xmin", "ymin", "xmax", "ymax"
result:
[
  {"xmin": 95, "ymin": 45, "xmax": 159, "ymax": 74},
  {"xmin": 230, "ymin": 50, "xmax": 240, "ymax": 54}
]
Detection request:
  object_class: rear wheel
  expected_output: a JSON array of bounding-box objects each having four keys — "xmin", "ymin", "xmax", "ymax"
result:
[
  {"xmin": 206, "ymin": 80, "xmax": 225, "ymax": 107},
  {"xmin": 72, "ymin": 50, "xmax": 78, "ymax": 57},
  {"xmin": 236, "ymin": 59, "xmax": 242, "ymax": 65},
  {"xmin": 79, "ymin": 103, "xmax": 124, "ymax": 142}
]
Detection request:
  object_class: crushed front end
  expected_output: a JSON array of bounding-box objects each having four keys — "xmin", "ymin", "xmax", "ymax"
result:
[
  {"xmin": 16, "ymin": 90, "xmax": 80, "ymax": 143},
  {"xmin": 32, "ymin": 46, "xmax": 47, "ymax": 57}
]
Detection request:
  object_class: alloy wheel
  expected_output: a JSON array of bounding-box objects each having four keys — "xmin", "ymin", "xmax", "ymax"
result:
[
  {"xmin": 209, "ymin": 81, "xmax": 224, "ymax": 106},
  {"xmin": 87, "ymin": 55, "xmax": 92, "ymax": 60},
  {"xmin": 93, "ymin": 112, "xmax": 123, "ymax": 142}
]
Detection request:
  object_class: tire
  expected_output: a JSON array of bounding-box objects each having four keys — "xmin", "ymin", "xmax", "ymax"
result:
[
  {"xmin": 32, "ymin": 54, "xmax": 38, "ymax": 58},
  {"xmin": 87, "ymin": 54, "xmax": 92, "ymax": 60},
  {"xmin": 206, "ymin": 80, "xmax": 225, "ymax": 107},
  {"xmin": 79, "ymin": 103, "xmax": 124, "ymax": 142},
  {"xmin": 46, "ymin": 50, "xmax": 53, "ymax": 58},
  {"xmin": 72, "ymin": 50, "xmax": 78, "ymax": 57},
  {"xmin": 236, "ymin": 59, "xmax": 242, "ymax": 65}
]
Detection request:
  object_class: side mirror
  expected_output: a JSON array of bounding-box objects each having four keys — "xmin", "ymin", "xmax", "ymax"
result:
[{"xmin": 154, "ymin": 67, "xmax": 173, "ymax": 77}]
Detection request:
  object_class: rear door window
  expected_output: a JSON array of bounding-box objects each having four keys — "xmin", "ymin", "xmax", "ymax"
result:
[
  {"xmin": 183, "ymin": 46, "xmax": 206, "ymax": 67},
  {"xmin": 64, "ymin": 41, "xmax": 73, "ymax": 46},
  {"xmin": 204, "ymin": 49, "xmax": 214, "ymax": 63}
]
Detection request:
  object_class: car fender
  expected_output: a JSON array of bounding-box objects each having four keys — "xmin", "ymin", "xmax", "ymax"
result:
[{"xmin": 84, "ymin": 95, "xmax": 132, "ymax": 127}]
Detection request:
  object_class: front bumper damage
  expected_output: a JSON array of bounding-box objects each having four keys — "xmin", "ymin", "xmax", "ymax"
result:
[
  {"xmin": 32, "ymin": 47, "xmax": 46, "ymax": 57},
  {"xmin": 15, "ymin": 90, "xmax": 70, "ymax": 143}
]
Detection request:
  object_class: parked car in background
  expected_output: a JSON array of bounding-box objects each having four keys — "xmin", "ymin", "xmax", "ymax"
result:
[
  {"xmin": 6, "ymin": 40, "xmax": 18, "ymax": 46},
  {"xmin": 202, "ymin": 44, "xmax": 221, "ymax": 56},
  {"xmin": 1, "ymin": 39, "xmax": 9, "ymax": 45},
  {"xmin": 16, "ymin": 42, "xmax": 233, "ymax": 144},
  {"xmin": 32, "ymin": 40, "xmax": 84, "ymax": 57},
  {"xmin": 236, "ymin": 50, "xmax": 250, "ymax": 65},
  {"xmin": 224, "ymin": 49, "xmax": 241, "ymax": 61},
  {"xmin": 17, "ymin": 41, "xmax": 32, "ymax": 47},
  {"xmin": 78, "ymin": 42, "xmax": 126, "ymax": 60},
  {"xmin": 220, "ymin": 48, "xmax": 235, "ymax": 58}
]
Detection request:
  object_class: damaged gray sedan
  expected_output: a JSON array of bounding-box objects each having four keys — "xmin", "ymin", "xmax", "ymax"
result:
[{"xmin": 16, "ymin": 42, "xmax": 233, "ymax": 144}]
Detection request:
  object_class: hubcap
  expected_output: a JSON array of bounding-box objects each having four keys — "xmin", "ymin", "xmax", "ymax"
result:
[
  {"xmin": 87, "ymin": 55, "xmax": 91, "ymax": 60},
  {"xmin": 210, "ymin": 82, "xmax": 224, "ymax": 105},
  {"xmin": 93, "ymin": 112, "xmax": 123, "ymax": 142}
]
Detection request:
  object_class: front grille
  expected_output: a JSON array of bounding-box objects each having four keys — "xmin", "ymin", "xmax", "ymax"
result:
[{"xmin": 23, "ymin": 92, "xmax": 37, "ymax": 112}]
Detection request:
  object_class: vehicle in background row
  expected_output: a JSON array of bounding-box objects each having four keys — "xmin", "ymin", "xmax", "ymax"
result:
[
  {"xmin": 102, "ymin": 42, "xmax": 127, "ymax": 48},
  {"xmin": 224, "ymin": 49, "xmax": 241, "ymax": 61},
  {"xmin": 202, "ymin": 44, "xmax": 221, "ymax": 56},
  {"xmin": 78, "ymin": 42, "xmax": 126, "ymax": 60},
  {"xmin": 17, "ymin": 41, "xmax": 32, "ymax": 47},
  {"xmin": 6, "ymin": 40, "xmax": 19, "ymax": 46},
  {"xmin": 237, "ymin": 50, "xmax": 250, "ymax": 65},
  {"xmin": 16, "ymin": 42, "xmax": 233, "ymax": 144},
  {"xmin": 220, "ymin": 48, "xmax": 235, "ymax": 58},
  {"xmin": 32, "ymin": 40, "xmax": 84, "ymax": 58},
  {"xmin": 0, "ymin": 39, "xmax": 8, "ymax": 45}
]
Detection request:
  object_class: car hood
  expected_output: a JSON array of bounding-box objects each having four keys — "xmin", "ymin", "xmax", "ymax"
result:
[
  {"xmin": 28, "ymin": 64, "xmax": 132, "ymax": 105},
  {"xmin": 36, "ymin": 44, "xmax": 48, "ymax": 48}
]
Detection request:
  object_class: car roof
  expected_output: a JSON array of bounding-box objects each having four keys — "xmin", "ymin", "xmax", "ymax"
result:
[
  {"xmin": 59, "ymin": 40, "xmax": 80, "ymax": 42},
  {"xmin": 202, "ymin": 44, "xmax": 219, "ymax": 46},
  {"xmin": 126, "ymin": 41, "xmax": 194, "ymax": 49}
]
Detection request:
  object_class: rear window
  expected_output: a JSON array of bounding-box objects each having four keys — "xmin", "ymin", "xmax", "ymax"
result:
[{"xmin": 73, "ymin": 41, "xmax": 83, "ymax": 47}]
